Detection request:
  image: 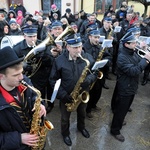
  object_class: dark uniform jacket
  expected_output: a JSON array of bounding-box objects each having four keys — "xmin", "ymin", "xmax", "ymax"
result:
[
  {"xmin": 49, "ymin": 50, "xmax": 95, "ymax": 100},
  {"xmin": 0, "ymin": 76, "xmax": 36, "ymax": 150},
  {"xmin": 14, "ymin": 39, "xmax": 54, "ymax": 91},
  {"xmin": 116, "ymin": 47, "xmax": 148, "ymax": 96},
  {"xmin": 83, "ymin": 39, "xmax": 102, "ymax": 61}
]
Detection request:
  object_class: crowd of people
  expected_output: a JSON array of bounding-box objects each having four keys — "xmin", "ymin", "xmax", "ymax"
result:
[{"xmin": 0, "ymin": 1, "xmax": 150, "ymax": 149}]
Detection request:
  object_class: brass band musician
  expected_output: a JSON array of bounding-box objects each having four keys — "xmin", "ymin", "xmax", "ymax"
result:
[
  {"xmin": 110, "ymin": 31, "xmax": 150, "ymax": 142},
  {"xmin": 0, "ymin": 46, "xmax": 46, "ymax": 149},
  {"xmin": 49, "ymin": 33, "xmax": 99, "ymax": 146}
]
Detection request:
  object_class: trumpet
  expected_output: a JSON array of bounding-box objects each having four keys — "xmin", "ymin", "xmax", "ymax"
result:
[{"xmin": 135, "ymin": 46, "xmax": 149, "ymax": 58}]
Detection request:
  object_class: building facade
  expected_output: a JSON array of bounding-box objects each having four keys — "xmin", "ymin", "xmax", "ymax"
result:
[{"xmin": 0, "ymin": 0, "xmax": 149, "ymax": 18}]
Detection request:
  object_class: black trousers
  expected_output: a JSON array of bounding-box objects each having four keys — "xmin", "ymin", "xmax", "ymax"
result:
[
  {"xmin": 111, "ymin": 94, "xmax": 134, "ymax": 135},
  {"xmin": 60, "ymin": 101, "xmax": 87, "ymax": 137},
  {"xmin": 86, "ymin": 79, "xmax": 103, "ymax": 113},
  {"xmin": 111, "ymin": 83, "xmax": 118, "ymax": 112},
  {"xmin": 143, "ymin": 63, "xmax": 150, "ymax": 80}
]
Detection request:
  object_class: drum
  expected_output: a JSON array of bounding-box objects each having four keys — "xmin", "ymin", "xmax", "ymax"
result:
[{"xmin": 0, "ymin": 36, "xmax": 24, "ymax": 49}]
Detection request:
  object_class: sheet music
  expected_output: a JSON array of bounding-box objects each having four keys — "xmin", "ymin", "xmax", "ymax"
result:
[
  {"xmin": 99, "ymin": 36, "xmax": 105, "ymax": 43},
  {"xmin": 92, "ymin": 59, "xmax": 108, "ymax": 70},
  {"xmin": 102, "ymin": 39, "xmax": 113, "ymax": 48},
  {"xmin": 114, "ymin": 26, "xmax": 122, "ymax": 33},
  {"xmin": 50, "ymin": 79, "xmax": 61, "ymax": 103}
]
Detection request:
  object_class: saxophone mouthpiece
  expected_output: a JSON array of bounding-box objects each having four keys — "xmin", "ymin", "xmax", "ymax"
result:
[{"xmin": 20, "ymin": 80, "xmax": 27, "ymax": 86}]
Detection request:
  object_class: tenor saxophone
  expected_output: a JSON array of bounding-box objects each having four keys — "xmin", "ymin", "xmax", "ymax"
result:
[
  {"xmin": 65, "ymin": 53, "xmax": 90, "ymax": 112},
  {"xmin": 21, "ymin": 80, "xmax": 54, "ymax": 150},
  {"xmin": 90, "ymin": 47, "xmax": 107, "ymax": 89}
]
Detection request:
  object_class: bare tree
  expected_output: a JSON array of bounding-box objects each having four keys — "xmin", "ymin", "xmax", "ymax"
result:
[{"xmin": 128, "ymin": 0, "xmax": 150, "ymax": 17}]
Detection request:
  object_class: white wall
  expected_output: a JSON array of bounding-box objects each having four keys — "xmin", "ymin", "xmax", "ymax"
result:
[{"xmin": 23, "ymin": 0, "xmax": 41, "ymax": 15}]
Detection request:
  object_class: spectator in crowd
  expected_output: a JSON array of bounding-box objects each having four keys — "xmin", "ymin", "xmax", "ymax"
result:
[
  {"xmin": 9, "ymin": 19, "xmax": 23, "ymax": 35},
  {"xmin": 16, "ymin": 10, "xmax": 25, "ymax": 27},
  {"xmin": 9, "ymin": 1, "xmax": 17, "ymax": 11},
  {"xmin": 104, "ymin": 5, "xmax": 115, "ymax": 18},
  {"xmin": 6, "ymin": 10, "xmax": 17, "ymax": 23},
  {"xmin": 61, "ymin": 8, "xmax": 75, "ymax": 24},
  {"xmin": 74, "ymin": 11, "xmax": 83, "ymax": 32},
  {"xmin": 40, "ymin": 18, "xmax": 51, "ymax": 40},
  {"xmin": 92, "ymin": 12, "xmax": 102, "ymax": 28},
  {"xmin": 15, "ymin": 2, "xmax": 27, "ymax": 17},
  {"xmin": 70, "ymin": 22, "xmax": 78, "ymax": 33},
  {"xmin": 50, "ymin": 4, "xmax": 61, "ymax": 20},
  {"xmin": 80, "ymin": 13, "xmax": 96, "ymax": 40},
  {"xmin": 51, "ymin": 13, "xmax": 59, "ymax": 23},
  {"xmin": 116, "ymin": 5, "xmax": 127, "ymax": 22},
  {"xmin": 60, "ymin": 17, "xmax": 69, "ymax": 30},
  {"xmin": 0, "ymin": 21, "xmax": 10, "ymax": 42},
  {"xmin": 119, "ymin": 12, "xmax": 133, "ymax": 37},
  {"xmin": 80, "ymin": 10, "xmax": 87, "ymax": 21}
]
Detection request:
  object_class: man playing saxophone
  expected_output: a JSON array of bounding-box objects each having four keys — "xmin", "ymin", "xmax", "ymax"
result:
[
  {"xmin": 49, "ymin": 33, "xmax": 99, "ymax": 146},
  {"xmin": 83, "ymin": 29, "xmax": 104, "ymax": 118},
  {"xmin": 0, "ymin": 46, "xmax": 46, "ymax": 149}
]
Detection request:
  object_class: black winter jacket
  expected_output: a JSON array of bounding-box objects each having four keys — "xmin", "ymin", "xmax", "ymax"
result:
[
  {"xmin": 14, "ymin": 40, "xmax": 54, "ymax": 90},
  {"xmin": 116, "ymin": 47, "xmax": 148, "ymax": 95},
  {"xmin": 49, "ymin": 50, "xmax": 95, "ymax": 100},
  {"xmin": 0, "ymin": 76, "xmax": 36, "ymax": 150}
]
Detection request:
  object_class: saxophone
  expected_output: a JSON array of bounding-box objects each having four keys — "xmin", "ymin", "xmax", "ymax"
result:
[
  {"xmin": 65, "ymin": 53, "xmax": 90, "ymax": 112},
  {"xmin": 90, "ymin": 47, "xmax": 107, "ymax": 89},
  {"xmin": 21, "ymin": 80, "xmax": 54, "ymax": 150},
  {"xmin": 107, "ymin": 27, "xmax": 113, "ymax": 39}
]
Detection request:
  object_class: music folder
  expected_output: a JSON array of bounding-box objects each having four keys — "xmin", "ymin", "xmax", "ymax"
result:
[
  {"xmin": 50, "ymin": 79, "xmax": 61, "ymax": 103},
  {"xmin": 92, "ymin": 59, "xmax": 108, "ymax": 70}
]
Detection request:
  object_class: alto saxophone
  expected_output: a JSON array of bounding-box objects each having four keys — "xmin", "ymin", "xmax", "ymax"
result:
[
  {"xmin": 21, "ymin": 80, "xmax": 54, "ymax": 150},
  {"xmin": 65, "ymin": 53, "xmax": 90, "ymax": 112}
]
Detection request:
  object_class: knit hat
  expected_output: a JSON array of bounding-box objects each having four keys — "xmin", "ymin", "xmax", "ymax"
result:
[
  {"xmin": 51, "ymin": 4, "xmax": 57, "ymax": 9},
  {"xmin": 9, "ymin": 19, "xmax": 17, "ymax": 25}
]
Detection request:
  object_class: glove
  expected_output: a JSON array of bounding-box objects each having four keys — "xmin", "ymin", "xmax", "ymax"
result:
[
  {"xmin": 62, "ymin": 94, "xmax": 73, "ymax": 104},
  {"xmin": 93, "ymin": 69, "xmax": 100, "ymax": 77},
  {"xmin": 81, "ymin": 74, "xmax": 97, "ymax": 90},
  {"xmin": 23, "ymin": 62, "xmax": 33, "ymax": 72}
]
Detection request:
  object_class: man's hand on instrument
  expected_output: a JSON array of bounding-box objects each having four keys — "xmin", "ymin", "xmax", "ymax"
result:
[
  {"xmin": 21, "ymin": 133, "xmax": 39, "ymax": 147},
  {"xmin": 40, "ymin": 104, "xmax": 46, "ymax": 117},
  {"xmin": 62, "ymin": 94, "xmax": 73, "ymax": 103},
  {"xmin": 32, "ymin": 104, "xmax": 46, "ymax": 117}
]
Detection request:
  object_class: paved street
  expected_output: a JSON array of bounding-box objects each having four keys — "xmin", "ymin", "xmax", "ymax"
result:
[{"xmin": 45, "ymin": 73, "xmax": 150, "ymax": 150}]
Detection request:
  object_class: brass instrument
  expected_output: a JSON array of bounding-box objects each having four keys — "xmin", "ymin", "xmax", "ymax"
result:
[
  {"xmin": 55, "ymin": 25, "xmax": 75, "ymax": 42},
  {"xmin": 23, "ymin": 33, "xmax": 55, "ymax": 78},
  {"xmin": 65, "ymin": 53, "xmax": 90, "ymax": 112},
  {"xmin": 107, "ymin": 27, "xmax": 113, "ymax": 39},
  {"xmin": 135, "ymin": 46, "xmax": 149, "ymax": 58},
  {"xmin": 90, "ymin": 47, "xmax": 107, "ymax": 89},
  {"xmin": 21, "ymin": 80, "xmax": 54, "ymax": 150}
]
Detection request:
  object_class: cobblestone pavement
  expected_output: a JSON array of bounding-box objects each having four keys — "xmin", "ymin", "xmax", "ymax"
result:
[{"xmin": 45, "ymin": 73, "xmax": 150, "ymax": 150}]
